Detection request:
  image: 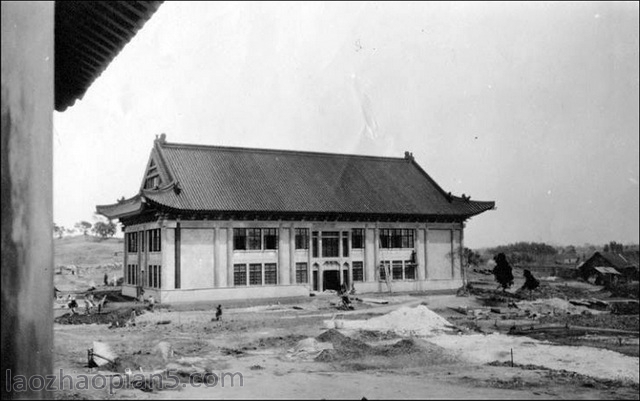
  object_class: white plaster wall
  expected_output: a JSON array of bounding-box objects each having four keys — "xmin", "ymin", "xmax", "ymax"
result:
[
  {"xmin": 427, "ymin": 229, "xmax": 453, "ymax": 280},
  {"xmin": 163, "ymin": 227, "xmax": 176, "ymax": 289},
  {"xmin": 453, "ymin": 230, "xmax": 462, "ymax": 280},
  {"xmin": 180, "ymin": 228, "xmax": 214, "ymax": 289}
]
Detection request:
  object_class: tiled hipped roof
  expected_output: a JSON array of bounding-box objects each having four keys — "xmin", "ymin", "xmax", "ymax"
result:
[
  {"xmin": 97, "ymin": 139, "xmax": 495, "ymax": 220},
  {"xmin": 55, "ymin": 1, "xmax": 164, "ymax": 111}
]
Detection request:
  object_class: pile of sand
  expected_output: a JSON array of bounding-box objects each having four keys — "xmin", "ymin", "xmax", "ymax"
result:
[
  {"xmin": 334, "ymin": 305, "xmax": 455, "ymax": 336},
  {"xmin": 287, "ymin": 338, "xmax": 334, "ymax": 361}
]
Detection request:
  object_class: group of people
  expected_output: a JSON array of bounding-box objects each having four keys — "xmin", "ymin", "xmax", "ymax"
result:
[{"xmin": 66, "ymin": 292, "xmax": 105, "ymax": 315}]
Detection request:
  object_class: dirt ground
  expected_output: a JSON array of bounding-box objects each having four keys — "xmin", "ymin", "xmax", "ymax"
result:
[{"xmin": 49, "ymin": 271, "xmax": 639, "ymax": 400}]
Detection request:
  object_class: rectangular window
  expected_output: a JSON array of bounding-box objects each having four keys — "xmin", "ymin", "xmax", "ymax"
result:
[
  {"xmin": 126, "ymin": 232, "xmax": 138, "ymax": 253},
  {"xmin": 312, "ymin": 231, "xmax": 319, "ymax": 258},
  {"xmin": 379, "ymin": 229, "xmax": 391, "ymax": 249},
  {"xmin": 249, "ymin": 263, "xmax": 262, "ymax": 285},
  {"xmin": 295, "ymin": 228, "xmax": 309, "ymax": 250},
  {"xmin": 148, "ymin": 266, "xmax": 152, "ymax": 287},
  {"xmin": 248, "ymin": 229, "xmax": 262, "ymax": 250},
  {"xmin": 392, "ymin": 260, "xmax": 403, "ymax": 280},
  {"xmin": 296, "ymin": 263, "xmax": 308, "ymax": 283},
  {"xmin": 234, "ymin": 264, "xmax": 247, "ymax": 286},
  {"xmin": 404, "ymin": 260, "xmax": 416, "ymax": 280},
  {"xmin": 233, "ymin": 228, "xmax": 247, "ymax": 250},
  {"xmin": 147, "ymin": 229, "xmax": 161, "ymax": 252},
  {"xmin": 379, "ymin": 262, "xmax": 389, "ymax": 281},
  {"xmin": 153, "ymin": 265, "xmax": 159, "ymax": 288},
  {"xmin": 342, "ymin": 232, "xmax": 349, "ymax": 257},
  {"xmin": 263, "ymin": 228, "xmax": 278, "ymax": 250},
  {"xmin": 127, "ymin": 264, "xmax": 138, "ymax": 285},
  {"xmin": 264, "ymin": 263, "xmax": 277, "ymax": 285},
  {"xmin": 140, "ymin": 231, "xmax": 145, "ymax": 252},
  {"xmin": 379, "ymin": 229, "xmax": 414, "ymax": 249},
  {"xmin": 158, "ymin": 265, "xmax": 162, "ymax": 288},
  {"xmin": 321, "ymin": 231, "xmax": 339, "ymax": 257},
  {"xmin": 352, "ymin": 261, "xmax": 364, "ymax": 282},
  {"xmin": 352, "ymin": 229, "xmax": 364, "ymax": 249},
  {"xmin": 402, "ymin": 229, "xmax": 415, "ymax": 248}
]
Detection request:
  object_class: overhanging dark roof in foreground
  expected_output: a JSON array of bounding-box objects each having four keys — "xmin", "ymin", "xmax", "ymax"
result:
[
  {"xmin": 55, "ymin": 1, "xmax": 163, "ymax": 111},
  {"xmin": 97, "ymin": 139, "xmax": 495, "ymax": 221}
]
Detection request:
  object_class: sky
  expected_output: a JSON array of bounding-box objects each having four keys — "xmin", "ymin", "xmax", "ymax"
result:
[{"xmin": 53, "ymin": 1, "xmax": 639, "ymax": 249}]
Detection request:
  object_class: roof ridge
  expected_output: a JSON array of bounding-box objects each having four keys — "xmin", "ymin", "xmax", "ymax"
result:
[{"xmin": 159, "ymin": 141, "xmax": 407, "ymax": 162}]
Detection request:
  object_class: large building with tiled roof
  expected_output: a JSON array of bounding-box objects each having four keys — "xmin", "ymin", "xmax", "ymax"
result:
[{"xmin": 97, "ymin": 134, "xmax": 495, "ymax": 303}]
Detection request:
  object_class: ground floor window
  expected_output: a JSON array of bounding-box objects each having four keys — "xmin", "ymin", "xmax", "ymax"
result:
[
  {"xmin": 249, "ymin": 264, "xmax": 262, "ymax": 285},
  {"xmin": 352, "ymin": 261, "xmax": 364, "ymax": 282},
  {"xmin": 404, "ymin": 260, "xmax": 416, "ymax": 280},
  {"xmin": 379, "ymin": 260, "xmax": 416, "ymax": 281},
  {"xmin": 147, "ymin": 264, "xmax": 162, "ymax": 288},
  {"xmin": 296, "ymin": 263, "xmax": 308, "ymax": 284},
  {"xmin": 234, "ymin": 263, "xmax": 279, "ymax": 286},
  {"xmin": 392, "ymin": 260, "xmax": 403, "ymax": 280},
  {"xmin": 264, "ymin": 263, "xmax": 277, "ymax": 285},
  {"xmin": 234, "ymin": 264, "xmax": 247, "ymax": 286},
  {"xmin": 379, "ymin": 261, "xmax": 390, "ymax": 281},
  {"xmin": 126, "ymin": 264, "xmax": 138, "ymax": 285}
]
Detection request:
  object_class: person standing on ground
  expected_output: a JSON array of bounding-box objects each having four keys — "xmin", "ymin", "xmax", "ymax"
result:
[
  {"xmin": 68, "ymin": 297, "xmax": 78, "ymax": 314},
  {"xmin": 215, "ymin": 304, "xmax": 223, "ymax": 321}
]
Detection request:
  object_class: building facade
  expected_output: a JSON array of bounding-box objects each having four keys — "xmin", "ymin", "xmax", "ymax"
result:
[{"xmin": 97, "ymin": 135, "xmax": 494, "ymax": 303}]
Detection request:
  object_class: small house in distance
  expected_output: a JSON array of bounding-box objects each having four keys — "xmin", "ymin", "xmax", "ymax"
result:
[
  {"xmin": 97, "ymin": 135, "xmax": 495, "ymax": 303},
  {"xmin": 579, "ymin": 251, "xmax": 639, "ymax": 285}
]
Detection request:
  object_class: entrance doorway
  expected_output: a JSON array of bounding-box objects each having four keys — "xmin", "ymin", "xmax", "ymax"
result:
[
  {"xmin": 312, "ymin": 271, "xmax": 318, "ymax": 291},
  {"xmin": 323, "ymin": 270, "xmax": 340, "ymax": 291}
]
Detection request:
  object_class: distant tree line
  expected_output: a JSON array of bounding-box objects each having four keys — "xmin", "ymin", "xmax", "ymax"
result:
[
  {"xmin": 53, "ymin": 219, "xmax": 117, "ymax": 239},
  {"xmin": 603, "ymin": 241, "xmax": 625, "ymax": 254},
  {"xmin": 486, "ymin": 242, "xmax": 557, "ymax": 265}
]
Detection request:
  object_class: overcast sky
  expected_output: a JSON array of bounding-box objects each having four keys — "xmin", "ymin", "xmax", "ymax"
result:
[{"xmin": 53, "ymin": 1, "xmax": 639, "ymax": 248}]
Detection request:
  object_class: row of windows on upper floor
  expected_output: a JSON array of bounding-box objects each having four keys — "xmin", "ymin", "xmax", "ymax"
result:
[
  {"xmin": 233, "ymin": 228, "xmax": 415, "ymax": 257},
  {"xmin": 126, "ymin": 228, "xmax": 416, "ymax": 255},
  {"xmin": 126, "ymin": 229, "xmax": 161, "ymax": 253}
]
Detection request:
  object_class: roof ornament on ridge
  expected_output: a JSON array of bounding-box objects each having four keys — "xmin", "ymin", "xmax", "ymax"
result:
[{"xmin": 155, "ymin": 133, "xmax": 167, "ymax": 144}]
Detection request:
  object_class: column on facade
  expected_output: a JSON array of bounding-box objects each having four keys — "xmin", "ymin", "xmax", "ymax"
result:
[
  {"xmin": 318, "ymin": 263, "xmax": 323, "ymax": 292},
  {"xmin": 423, "ymin": 225, "xmax": 429, "ymax": 280},
  {"xmin": 348, "ymin": 231, "xmax": 353, "ymax": 285},
  {"xmin": 373, "ymin": 227, "xmax": 380, "ymax": 281},
  {"xmin": 364, "ymin": 227, "xmax": 376, "ymax": 282},
  {"xmin": 278, "ymin": 225, "xmax": 290, "ymax": 285},
  {"xmin": 338, "ymin": 231, "xmax": 343, "ymax": 285},
  {"xmin": 212, "ymin": 228, "xmax": 222, "ymax": 288},
  {"xmin": 226, "ymin": 226, "xmax": 234, "ymax": 287},
  {"xmin": 416, "ymin": 228, "xmax": 426, "ymax": 281},
  {"xmin": 289, "ymin": 226, "xmax": 296, "ymax": 285}
]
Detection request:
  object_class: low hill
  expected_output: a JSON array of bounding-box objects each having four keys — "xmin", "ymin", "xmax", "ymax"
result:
[{"xmin": 55, "ymin": 235, "xmax": 123, "ymax": 267}]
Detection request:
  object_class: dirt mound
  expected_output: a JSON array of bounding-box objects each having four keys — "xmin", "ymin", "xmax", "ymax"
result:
[
  {"xmin": 317, "ymin": 329, "xmax": 372, "ymax": 352},
  {"xmin": 315, "ymin": 329, "xmax": 372, "ymax": 361},
  {"xmin": 54, "ymin": 306, "xmax": 145, "ymax": 326},
  {"xmin": 375, "ymin": 339, "xmax": 423, "ymax": 356},
  {"xmin": 254, "ymin": 334, "xmax": 306, "ymax": 349},
  {"xmin": 354, "ymin": 330, "xmax": 400, "ymax": 342}
]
